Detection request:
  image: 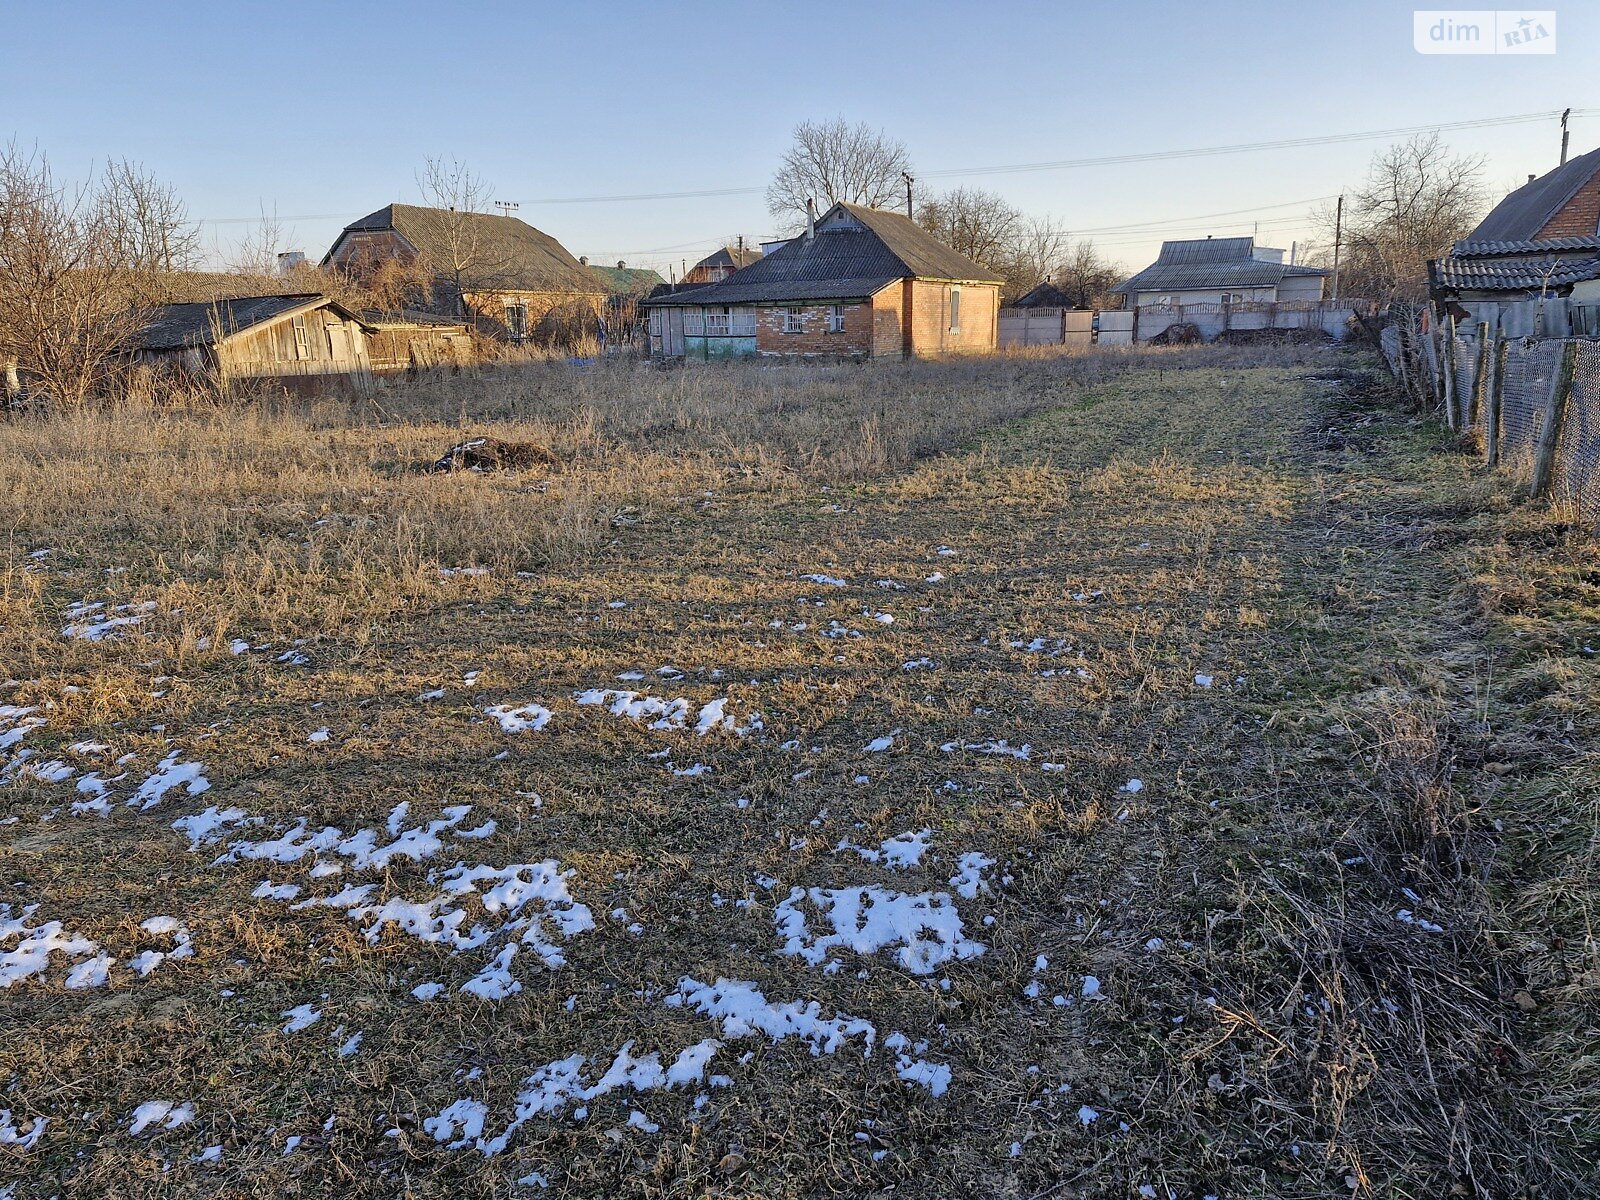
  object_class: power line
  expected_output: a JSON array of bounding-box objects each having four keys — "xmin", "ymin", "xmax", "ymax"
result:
[
  {"xmin": 510, "ymin": 108, "xmax": 1587, "ymax": 205},
  {"xmin": 918, "ymin": 109, "xmax": 1584, "ymax": 180},
  {"xmin": 190, "ymin": 106, "xmax": 1588, "ymax": 228}
]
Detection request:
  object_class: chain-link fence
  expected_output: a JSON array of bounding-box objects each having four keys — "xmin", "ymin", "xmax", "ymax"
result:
[{"xmin": 1380, "ymin": 312, "xmax": 1600, "ymax": 519}]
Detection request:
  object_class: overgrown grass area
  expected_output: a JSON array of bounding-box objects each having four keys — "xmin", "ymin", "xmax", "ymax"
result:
[{"xmin": 1, "ymin": 347, "xmax": 1593, "ymax": 1199}]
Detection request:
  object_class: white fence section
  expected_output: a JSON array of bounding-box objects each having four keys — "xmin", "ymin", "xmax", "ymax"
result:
[
  {"xmin": 1134, "ymin": 300, "xmax": 1368, "ymax": 343},
  {"xmin": 998, "ymin": 308, "xmax": 1135, "ymax": 349}
]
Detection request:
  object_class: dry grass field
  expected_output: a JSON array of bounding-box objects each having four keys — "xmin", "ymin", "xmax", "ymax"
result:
[{"xmin": 1, "ymin": 347, "xmax": 1595, "ymax": 1199}]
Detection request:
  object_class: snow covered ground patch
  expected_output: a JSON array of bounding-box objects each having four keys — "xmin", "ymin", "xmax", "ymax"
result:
[{"xmin": 774, "ymin": 886, "xmax": 985, "ymax": 975}]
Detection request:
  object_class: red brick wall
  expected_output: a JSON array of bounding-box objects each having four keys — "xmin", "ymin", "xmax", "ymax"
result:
[
  {"xmin": 871, "ymin": 284, "xmax": 907, "ymax": 357},
  {"xmin": 1537, "ymin": 167, "xmax": 1600, "ymax": 238},
  {"xmin": 905, "ymin": 280, "xmax": 999, "ymax": 356},
  {"xmin": 755, "ymin": 303, "xmax": 873, "ymax": 358}
]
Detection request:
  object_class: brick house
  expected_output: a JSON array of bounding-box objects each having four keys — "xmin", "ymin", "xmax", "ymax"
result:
[
  {"xmin": 641, "ymin": 201, "xmax": 1003, "ymax": 361},
  {"xmin": 683, "ymin": 244, "xmax": 763, "ymax": 285},
  {"xmin": 1429, "ymin": 145, "xmax": 1600, "ymax": 337},
  {"xmin": 322, "ymin": 204, "xmax": 607, "ymax": 343}
]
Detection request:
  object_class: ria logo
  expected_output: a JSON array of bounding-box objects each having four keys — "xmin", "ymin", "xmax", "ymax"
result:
[{"xmin": 1413, "ymin": 10, "xmax": 1556, "ymax": 53}]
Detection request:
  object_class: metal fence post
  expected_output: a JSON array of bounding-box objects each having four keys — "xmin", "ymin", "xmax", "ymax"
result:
[{"xmin": 1530, "ymin": 341, "xmax": 1578, "ymax": 500}]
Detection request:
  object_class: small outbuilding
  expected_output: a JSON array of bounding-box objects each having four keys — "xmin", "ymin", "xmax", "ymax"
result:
[
  {"xmin": 359, "ymin": 309, "xmax": 476, "ymax": 375},
  {"xmin": 128, "ymin": 294, "xmax": 374, "ymax": 392}
]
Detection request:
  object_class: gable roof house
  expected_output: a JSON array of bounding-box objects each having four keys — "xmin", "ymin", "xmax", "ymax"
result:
[
  {"xmin": 125, "ymin": 294, "xmax": 375, "ymax": 393},
  {"xmin": 641, "ymin": 201, "xmax": 1004, "ymax": 361},
  {"xmin": 1428, "ymin": 145, "xmax": 1600, "ymax": 337},
  {"xmin": 684, "ymin": 245, "xmax": 763, "ymax": 285},
  {"xmin": 322, "ymin": 204, "xmax": 607, "ymax": 343},
  {"xmin": 1112, "ymin": 237, "xmax": 1328, "ymax": 308}
]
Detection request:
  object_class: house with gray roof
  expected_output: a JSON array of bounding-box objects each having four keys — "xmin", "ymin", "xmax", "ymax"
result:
[
  {"xmin": 1112, "ymin": 237, "xmax": 1328, "ymax": 308},
  {"xmin": 1428, "ymin": 145, "xmax": 1600, "ymax": 337},
  {"xmin": 322, "ymin": 204, "xmax": 606, "ymax": 343},
  {"xmin": 640, "ymin": 200, "xmax": 1004, "ymax": 360}
]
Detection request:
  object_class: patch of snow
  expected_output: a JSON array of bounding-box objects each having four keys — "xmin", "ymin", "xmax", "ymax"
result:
[
  {"xmin": 774, "ymin": 886, "xmax": 985, "ymax": 975},
  {"xmin": 484, "ymin": 704, "xmax": 553, "ymax": 734}
]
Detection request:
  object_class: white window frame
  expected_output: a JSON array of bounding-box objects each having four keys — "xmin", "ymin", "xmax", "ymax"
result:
[
  {"xmin": 827, "ymin": 304, "xmax": 845, "ymax": 333},
  {"xmin": 948, "ymin": 288, "xmax": 961, "ymax": 333},
  {"xmin": 783, "ymin": 308, "xmax": 803, "ymax": 334}
]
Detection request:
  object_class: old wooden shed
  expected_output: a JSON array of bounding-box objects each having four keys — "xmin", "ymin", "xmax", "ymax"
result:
[{"xmin": 128, "ymin": 294, "xmax": 374, "ymax": 392}]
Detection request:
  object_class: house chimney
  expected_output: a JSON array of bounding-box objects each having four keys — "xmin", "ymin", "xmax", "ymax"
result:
[
  {"xmin": 806, "ymin": 197, "xmax": 817, "ymax": 241},
  {"xmin": 580, "ymin": 255, "xmax": 589, "ymax": 266},
  {"xmin": 1529, "ymin": 173, "xmax": 1537, "ymax": 184},
  {"xmin": 617, "ymin": 260, "xmax": 626, "ymax": 269}
]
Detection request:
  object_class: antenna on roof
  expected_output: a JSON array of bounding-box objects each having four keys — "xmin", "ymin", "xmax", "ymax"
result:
[
  {"xmin": 902, "ymin": 171, "xmax": 915, "ymax": 220},
  {"xmin": 1561, "ymin": 107, "xmax": 1572, "ymax": 166},
  {"xmin": 493, "ymin": 201, "xmax": 520, "ymax": 215}
]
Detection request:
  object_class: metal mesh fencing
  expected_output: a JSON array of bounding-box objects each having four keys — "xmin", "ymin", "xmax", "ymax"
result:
[{"xmin": 1407, "ymin": 335, "xmax": 1600, "ymax": 518}]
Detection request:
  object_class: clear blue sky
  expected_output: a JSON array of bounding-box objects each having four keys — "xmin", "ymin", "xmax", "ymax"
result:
[{"xmin": 4, "ymin": 1, "xmax": 1595, "ymax": 276}]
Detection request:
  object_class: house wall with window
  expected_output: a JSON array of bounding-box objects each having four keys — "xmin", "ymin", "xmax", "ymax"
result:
[
  {"xmin": 904, "ymin": 280, "xmax": 999, "ymax": 356},
  {"xmin": 460, "ymin": 290, "xmax": 605, "ymax": 343},
  {"xmin": 211, "ymin": 307, "xmax": 370, "ymax": 382},
  {"xmin": 754, "ymin": 301, "xmax": 873, "ymax": 358}
]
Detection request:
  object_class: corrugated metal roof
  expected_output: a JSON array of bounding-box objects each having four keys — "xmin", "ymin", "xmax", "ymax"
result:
[
  {"xmin": 644, "ymin": 201, "xmax": 1002, "ymax": 308},
  {"xmin": 1466, "ymin": 145, "xmax": 1600, "ymax": 243},
  {"xmin": 131, "ymin": 295, "xmax": 361, "ymax": 350},
  {"xmin": 326, "ymin": 205, "xmax": 604, "ymax": 296},
  {"xmin": 1112, "ymin": 237, "xmax": 1327, "ymax": 294}
]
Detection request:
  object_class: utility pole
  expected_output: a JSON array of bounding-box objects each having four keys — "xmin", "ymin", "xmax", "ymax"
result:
[
  {"xmin": 1561, "ymin": 107, "xmax": 1572, "ymax": 165},
  {"xmin": 1331, "ymin": 194, "xmax": 1344, "ymax": 302},
  {"xmin": 902, "ymin": 171, "xmax": 914, "ymax": 220}
]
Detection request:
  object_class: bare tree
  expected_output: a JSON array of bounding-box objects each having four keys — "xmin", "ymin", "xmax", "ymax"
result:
[
  {"xmin": 1051, "ymin": 240, "xmax": 1124, "ymax": 309},
  {"xmin": 1317, "ymin": 133, "xmax": 1486, "ymax": 302},
  {"xmin": 223, "ymin": 206, "xmax": 287, "ymax": 277},
  {"xmin": 414, "ymin": 156, "xmax": 510, "ymax": 316},
  {"xmin": 766, "ymin": 119, "xmax": 912, "ymax": 229},
  {"xmin": 96, "ymin": 160, "xmax": 202, "ymax": 286},
  {"xmin": 1009, "ymin": 215, "xmax": 1073, "ymax": 293},
  {"xmin": 0, "ymin": 144, "xmax": 151, "ymax": 408},
  {"xmin": 916, "ymin": 186, "xmax": 1023, "ymax": 265}
]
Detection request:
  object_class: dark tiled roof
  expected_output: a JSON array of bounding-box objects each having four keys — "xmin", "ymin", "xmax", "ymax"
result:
[
  {"xmin": 328, "ymin": 204, "xmax": 604, "ymax": 295},
  {"xmin": 643, "ymin": 201, "xmax": 1001, "ymax": 307},
  {"xmin": 1451, "ymin": 235, "xmax": 1600, "ymax": 256},
  {"xmin": 131, "ymin": 295, "xmax": 360, "ymax": 350},
  {"xmin": 1012, "ymin": 282, "xmax": 1079, "ymax": 308},
  {"xmin": 1467, "ymin": 146, "xmax": 1600, "ymax": 243},
  {"xmin": 1430, "ymin": 253, "xmax": 1600, "ymax": 292},
  {"xmin": 1112, "ymin": 237, "xmax": 1327, "ymax": 294}
]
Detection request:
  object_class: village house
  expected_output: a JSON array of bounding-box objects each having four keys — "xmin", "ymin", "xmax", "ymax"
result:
[
  {"xmin": 1112, "ymin": 237, "xmax": 1328, "ymax": 308},
  {"xmin": 127, "ymin": 294, "xmax": 374, "ymax": 392},
  {"xmin": 1428, "ymin": 145, "xmax": 1600, "ymax": 337},
  {"xmin": 683, "ymin": 244, "xmax": 763, "ymax": 285},
  {"xmin": 641, "ymin": 201, "xmax": 1003, "ymax": 361},
  {"xmin": 321, "ymin": 204, "xmax": 607, "ymax": 343}
]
